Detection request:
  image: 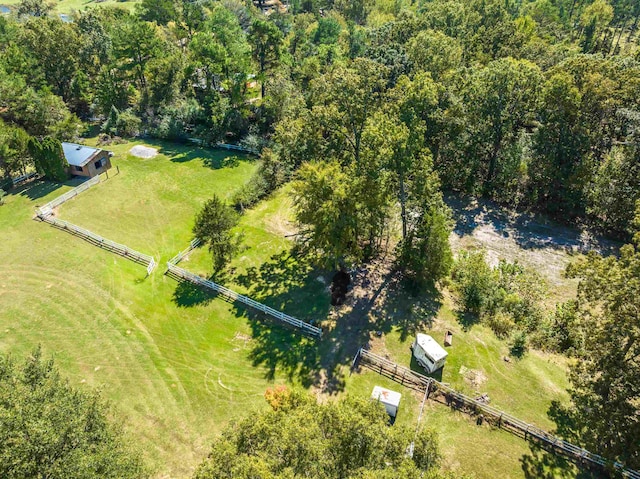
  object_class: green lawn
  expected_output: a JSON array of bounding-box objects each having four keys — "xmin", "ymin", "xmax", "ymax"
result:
[
  {"xmin": 0, "ymin": 138, "xmax": 578, "ymax": 478},
  {"xmin": 1, "ymin": 0, "xmax": 138, "ymax": 15}
]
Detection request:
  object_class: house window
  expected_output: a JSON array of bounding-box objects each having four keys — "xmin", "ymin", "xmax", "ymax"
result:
[
  {"xmin": 73, "ymin": 165, "xmax": 83, "ymax": 172},
  {"xmin": 94, "ymin": 158, "xmax": 104, "ymax": 169}
]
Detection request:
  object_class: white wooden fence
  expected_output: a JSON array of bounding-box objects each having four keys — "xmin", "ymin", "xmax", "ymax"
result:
[
  {"xmin": 12, "ymin": 171, "xmax": 40, "ymax": 187},
  {"xmin": 216, "ymin": 143, "xmax": 259, "ymax": 155},
  {"xmin": 36, "ymin": 176, "xmax": 101, "ymax": 217},
  {"xmin": 186, "ymin": 138, "xmax": 259, "ymax": 155},
  {"xmin": 40, "ymin": 215, "xmax": 157, "ymax": 275},
  {"xmin": 168, "ymin": 238, "xmax": 201, "ymax": 266},
  {"xmin": 166, "ymin": 261, "xmax": 322, "ymax": 338}
]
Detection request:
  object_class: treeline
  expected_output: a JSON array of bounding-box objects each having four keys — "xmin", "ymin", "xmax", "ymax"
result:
[{"xmin": 1, "ymin": 0, "xmax": 639, "ymax": 236}]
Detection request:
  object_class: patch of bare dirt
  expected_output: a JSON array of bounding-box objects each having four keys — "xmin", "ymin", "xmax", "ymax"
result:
[
  {"xmin": 459, "ymin": 365, "xmax": 487, "ymax": 390},
  {"xmin": 129, "ymin": 145, "xmax": 158, "ymax": 158},
  {"xmin": 446, "ymin": 194, "xmax": 621, "ymax": 299}
]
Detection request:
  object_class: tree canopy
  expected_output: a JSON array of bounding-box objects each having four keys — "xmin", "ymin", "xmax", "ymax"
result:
[
  {"xmin": 194, "ymin": 386, "xmax": 465, "ymax": 479},
  {"xmin": 0, "ymin": 347, "xmax": 147, "ymax": 479}
]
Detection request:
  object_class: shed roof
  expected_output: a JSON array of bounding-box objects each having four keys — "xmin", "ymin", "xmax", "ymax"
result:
[
  {"xmin": 415, "ymin": 333, "xmax": 448, "ymax": 362},
  {"xmin": 371, "ymin": 386, "xmax": 401, "ymax": 407},
  {"xmin": 62, "ymin": 142, "xmax": 101, "ymax": 167}
]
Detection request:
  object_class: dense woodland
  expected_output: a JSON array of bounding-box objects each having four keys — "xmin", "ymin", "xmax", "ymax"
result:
[{"xmin": 1, "ymin": 0, "xmax": 639, "ymax": 476}]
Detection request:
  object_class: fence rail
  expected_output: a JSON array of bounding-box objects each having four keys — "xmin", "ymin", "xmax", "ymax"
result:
[
  {"xmin": 12, "ymin": 171, "xmax": 40, "ymax": 187},
  {"xmin": 186, "ymin": 138, "xmax": 259, "ymax": 155},
  {"xmin": 166, "ymin": 262, "xmax": 322, "ymax": 338},
  {"xmin": 40, "ymin": 215, "xmax": 157, "ymax": 274},
  {"xmin": 354, "ymin": 348, "xmax": 640, "ymax": 479},
  {"xmin": 216, "ymin": 143, "xmax": 259, "ymax": 155},
  {"xmin": 168, "ymin": 238, "xmax": 201, "ymax": 266},
  {"xmin": 36, "ymin": 176, "xmax": 101, "ymax": 217}
]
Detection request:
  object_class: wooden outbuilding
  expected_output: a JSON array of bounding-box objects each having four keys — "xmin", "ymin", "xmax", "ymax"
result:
[{"xmin": 62, "ymin": 142, "xmax": 112, "ymax": 178}]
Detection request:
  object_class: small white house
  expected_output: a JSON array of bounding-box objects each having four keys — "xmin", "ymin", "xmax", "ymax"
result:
[
  {"xmin": 411, "ymin": 333, "xmax": 448, "ymax": 373},
  {"xmin": 371, "ymin": 386, "xmax": 402, "ymax": 418}
]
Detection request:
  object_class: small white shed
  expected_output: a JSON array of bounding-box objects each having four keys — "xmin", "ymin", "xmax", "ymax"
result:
[
  {"xmin": 411, "ymin": 333, "xmax": 448, "ymax": 373},
  {"xmin": 371, "ymin": 386, "xmax": 402, "ymax": 417}
]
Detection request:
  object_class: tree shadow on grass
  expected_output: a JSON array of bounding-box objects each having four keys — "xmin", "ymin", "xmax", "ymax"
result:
[
  {"xmin": 234, "ymin": 248, "xmax": 352, "ymax": 390},
  {"xmin": 141, "ymin": 138, "xmax": 249, "ymax": 170},
  {"xmin": 520, "ymin": 399, "xmax": 605, "ymax": 479},
  {"xmin": 172, "ymin": 281, "xmax": 215, "ymax": 308},
  {"xmin": 369, "ymin": 278, "xmax": 443, "ymax": 343},
  {"xmin": 234, "ymin": 249, "xmax": 329, "ymax": 322},
  {"xmin": 521, "ymin": 444, "xmax": 601, "ymax": 479},
  {"xmin": 240, "ymin": 308, "xmax": 321, "ymax": 387},
  {"xmin": 454, "ymin": 309, "xmax": 481, "ymax": 331},
  {"xmin": 11, "ymin": 177, "xmax": 84, "ymax": 201}
]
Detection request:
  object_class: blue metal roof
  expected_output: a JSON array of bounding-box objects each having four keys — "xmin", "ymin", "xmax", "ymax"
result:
[{"xmin": 62, "ymin": 142, "xmax": 101, "ymax": 167}]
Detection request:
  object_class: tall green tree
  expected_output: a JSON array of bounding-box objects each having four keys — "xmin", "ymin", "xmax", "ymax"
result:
[
  {"xmin": 27, "ymin": 137, "xmax": 67, "ymax": 181},
  {"xmin": 528, "ymin": 71, "xmax": 588, "ymax": 214},
  {"xmin": 111, "ymin": 17, "xmax": 163, "ymax": 103},
  {"xmin": 563, "ymin": 231, "xmax": 640, "ymax": 469},
  {"xmin": 193, "ymin": 387, "xmax": 457, "ymax": 479},
  {"xmin": 0, "ymin": 347, "xmax": 147, "ymax": 479},
  {"xmin": 310, "ymin": 58, "xmax": 389, "ymax": 166},
  {"xmin": 464, "ymin": 57, "xmax": 542, "ymax": 194},
  {"xmin": 18, "ymin": 17, "xmax": 81, "ymax": 104},
  {"xmin": 0, "ymin": 120, "xmax": 31, "ymax": 180},
  {"xmin": 248, "ymin": 19, "xmax": 283, "ymax": 99},
  {"xmin": 193, "ymin": 195, "xmax": 241, "ymax": 273},
  {"xmin": 136, "ymin": 0, "xmax": 178, "ymax": 25}
]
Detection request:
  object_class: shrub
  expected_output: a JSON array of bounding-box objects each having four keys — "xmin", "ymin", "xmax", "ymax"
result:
[
  {"xmin": 102, "ymin": 107, "xmax": 141, "ymax": 138},
  {"xmin": 509, "ymin": 330, "xmax": 528, "ymax": 358},
  {"xmin": 450, "ymin": 250, "xmax": 496, "ymax": 316},
  {"xmin": 232, "ymin": 148, "xmax": 288, "ymax": 211},
  {"xmin": 485, "ymin": 311, "xmax": 516, "ymax": 339}
]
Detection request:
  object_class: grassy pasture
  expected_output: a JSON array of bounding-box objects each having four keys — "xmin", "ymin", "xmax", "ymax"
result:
[
  {"xmin": 0, "ymin": 138, "xmax": 579, "ymax": 478},
  {"xmin": 1, "ymin": 0, "xmax": 138, "ymax": 15}
]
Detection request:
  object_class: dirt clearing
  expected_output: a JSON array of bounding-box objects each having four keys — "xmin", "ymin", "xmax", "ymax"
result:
[
  {"xmin": 129, "ymin": 145, "xmax": 158, "ymax": 158},
  {"xmin": 446, "ymin": 195, "xmax": 620, "ymax": 300}
]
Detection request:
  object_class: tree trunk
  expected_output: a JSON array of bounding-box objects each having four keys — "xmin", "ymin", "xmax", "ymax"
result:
[
  {"xmin": 399, "ymin": 168, "xmax": 407, "ymax": 240},
  {"xmin": 260, "ymin": 55, "xmax": 266, "ymax": 99},
  {"xmin": 487, "ymin": 134, "xmax": 502, "ymax": 188},
  {"xmin": 613, "ymin": 20, "xmax": 626, "ymax": 55},
  {"xmin": 628, "ymin": 14, "xmax": 639, "ymax": 42}
]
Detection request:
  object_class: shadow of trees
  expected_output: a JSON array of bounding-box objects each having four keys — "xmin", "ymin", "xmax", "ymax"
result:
[
  {"xmin": 520, "ymin": 444, "xmax": 601, "ymax": 479},
  {"xmin": 445, "ymin": 193, "xmax": 620, "ymax": 255},
  {"xmin": 169, "ymin": 247, "xmax": 447, "ymax": 395},
  {"xmin": 235, "ymin": 249, "xmax": 329, "ymax": 322},
  {"xmin": 172, "ymin": 281, "xmax": 215, "ymax": 308},
  {"xmin": 10, "ymin": 177, "xmax": 85, "ymax": 201},
  {"xmin": 520, "ymin": 400, "xmax": 606, "ymax": 479},
  {"xmin": 140, "ymin": 138, "xmax": 248, "ymax": 169}
]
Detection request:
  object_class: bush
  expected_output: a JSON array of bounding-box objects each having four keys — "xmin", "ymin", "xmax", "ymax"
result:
[
  {"xmin": 485, "ymin": 311, "xmax": 516, "ymax": 339},
  {"xmin": 102, "ymin": 107, "xmax": 141, "ymax": 138},
  {"xmin": 231, "ymin": 148, "xmax": 288, "ymax": 211},
  {"xmin": 509, "ymin": 330, "xmax": 528, "ymax": 358},
  {"xmin": 450, "ymin": 250, "xmax": 496, "ymax": 316},
  {"xmin": 531, "ymin": 300, "xmax": 582, "ymax": 354},
  {"xmin": 152, "ymin": 99, "xmax": 203, "ymax": 141},
  {"xmin": 398, "ymin": 204, "xmax": 454, "ymax": 288}
]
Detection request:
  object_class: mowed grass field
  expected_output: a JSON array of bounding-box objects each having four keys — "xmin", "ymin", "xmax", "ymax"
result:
[
  {"xmin": 1, "ymin": 0, "xmax": 138, "ymax": 15},
  {"xmin": 0, "ymin": 138, "xmax": 578, "ymax": 478}
]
